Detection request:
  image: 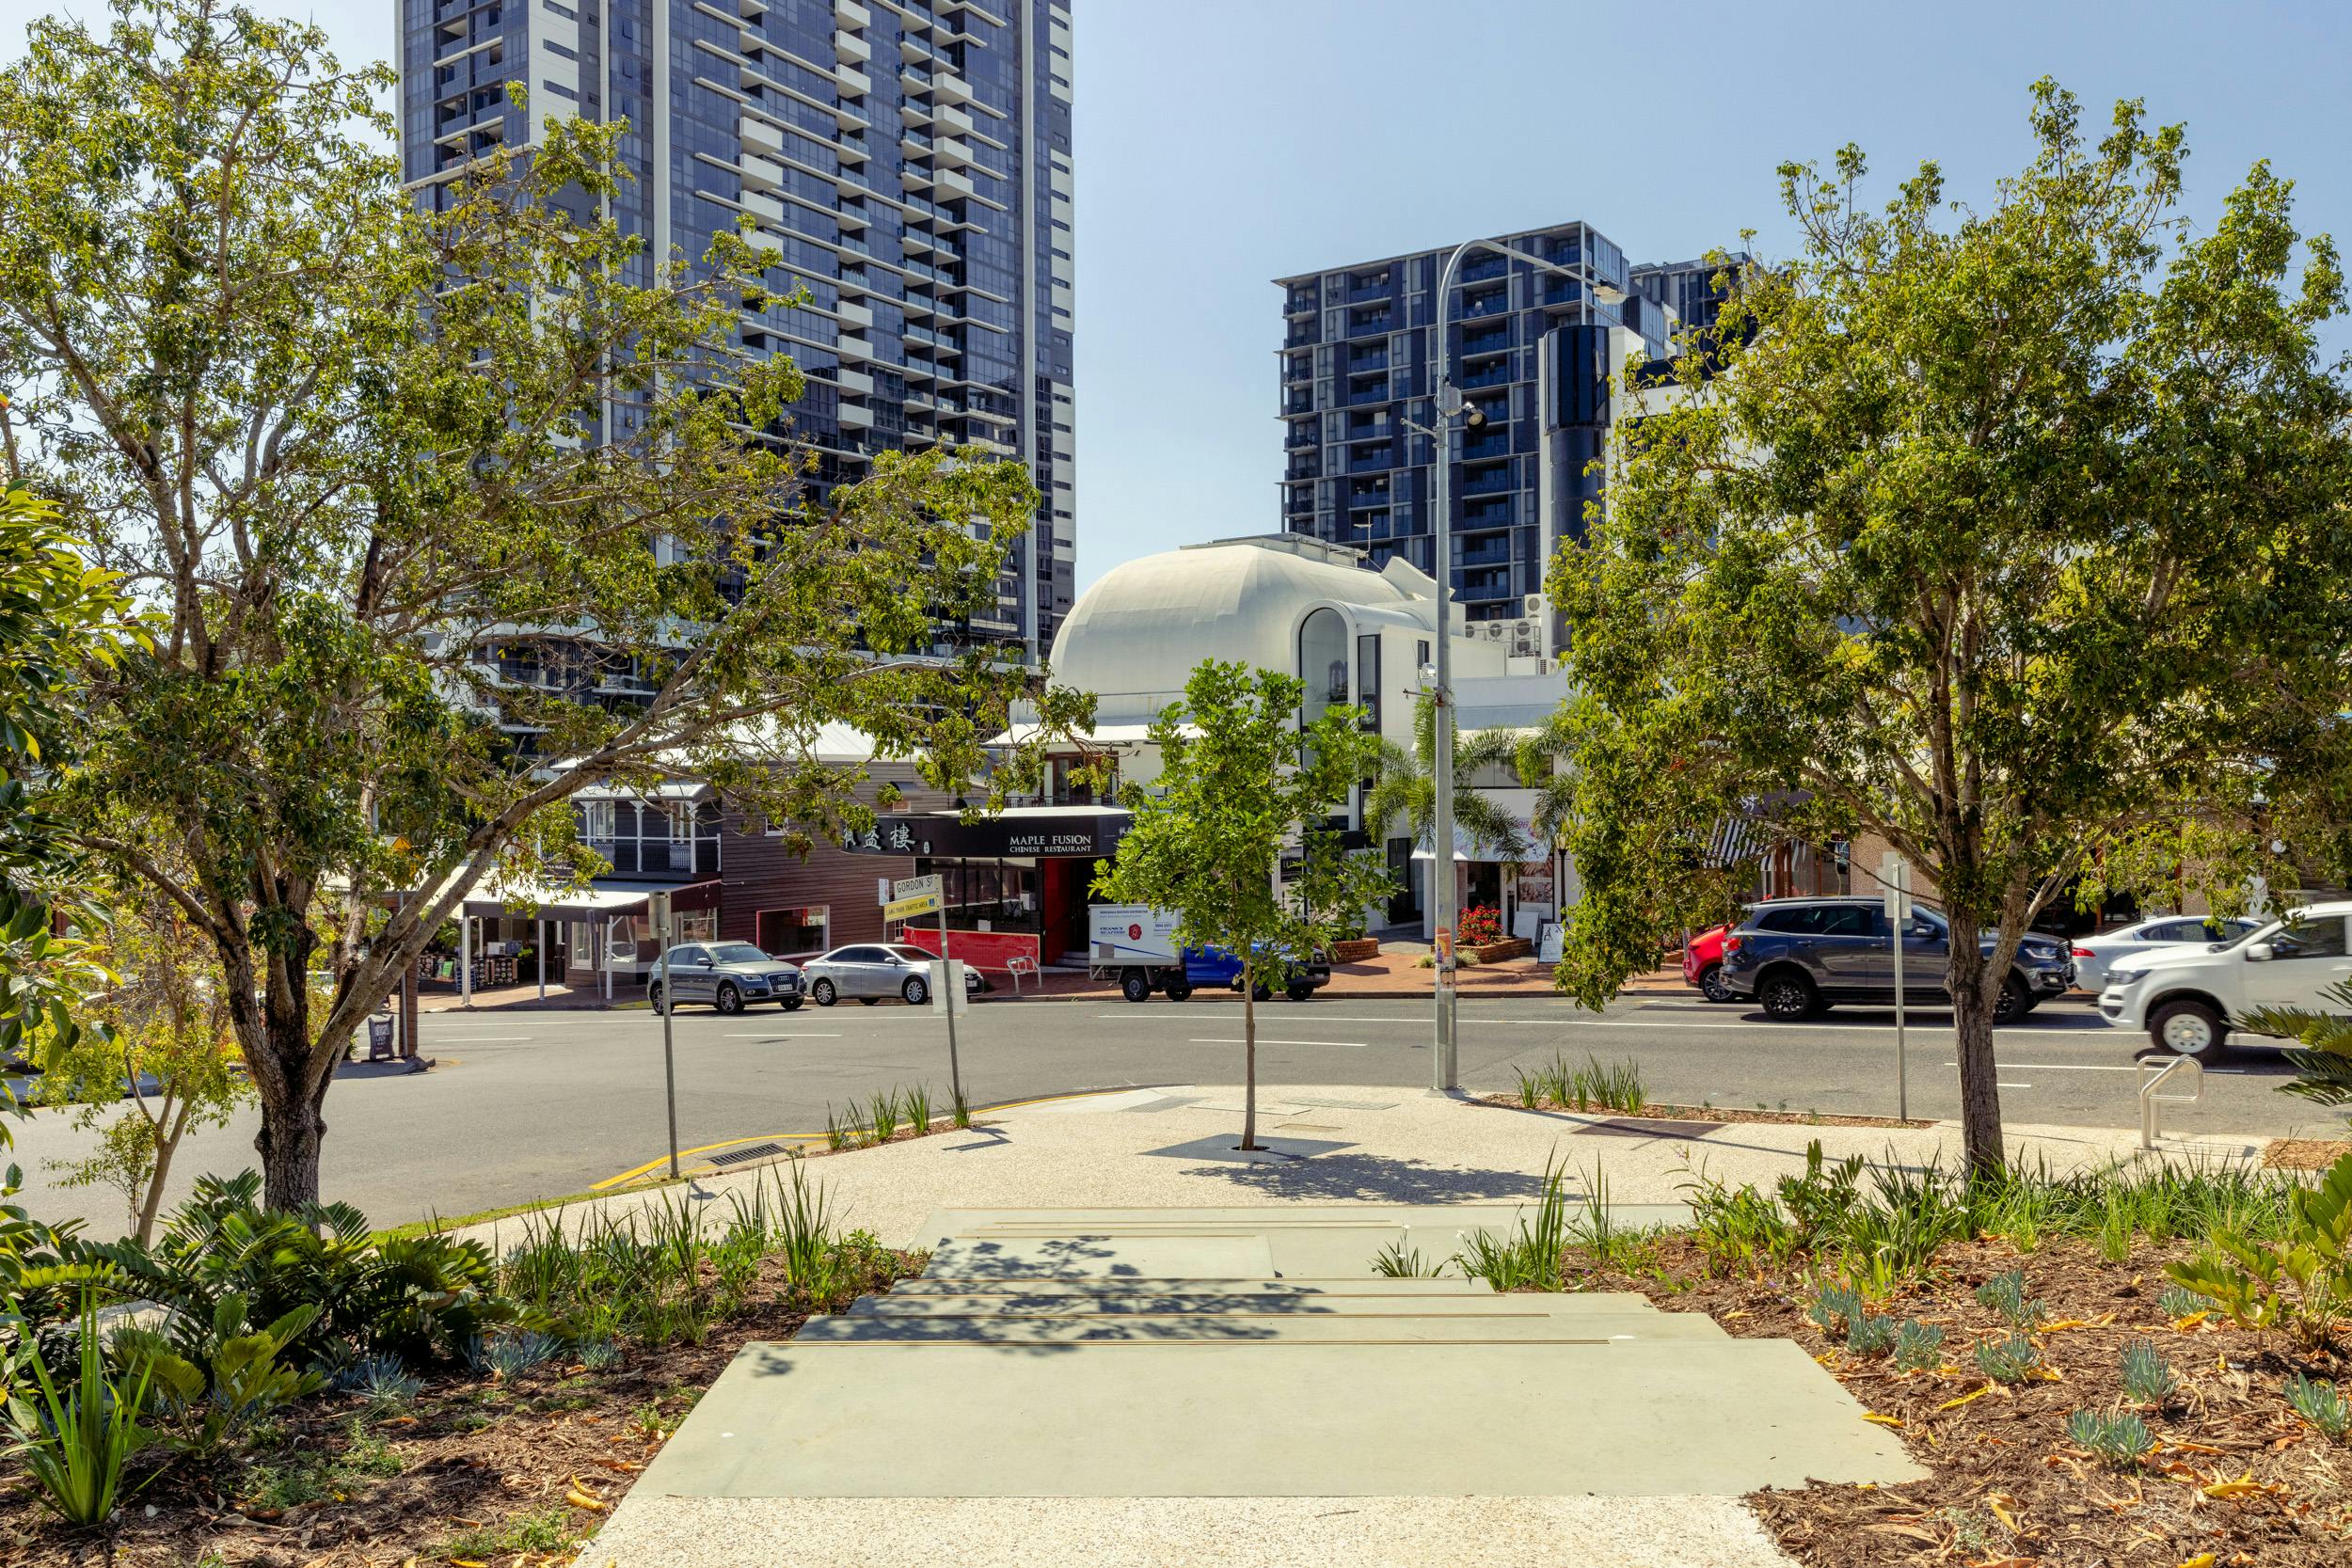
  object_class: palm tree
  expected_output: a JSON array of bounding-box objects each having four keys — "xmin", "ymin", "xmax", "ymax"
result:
[
  {"xmin": 1514, "ymin": 708, "xmax": 1578, "ymax": 860},
  {"xmin": 2245, "ymin": 981, "xmax": 2352, "ymax": 1126},
  {"xmin": 1364, "ymin": 696, "xmax": 1534, "ymax": 867}
]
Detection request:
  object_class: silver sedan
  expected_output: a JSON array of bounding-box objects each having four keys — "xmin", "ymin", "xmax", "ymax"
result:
[
  {"xmin": 2069, "ymin": 915, "xmax": 2263, "ymax": 992},
  {"xmin": 801, "ymin": 942, "xmax": 985, "ymax": 1006}
]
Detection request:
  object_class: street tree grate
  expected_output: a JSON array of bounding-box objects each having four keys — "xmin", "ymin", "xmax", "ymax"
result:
[
  {"xmin": 707, "ymin": 1142, "xmax": 791, "ymax": 1168},
  {"xmin": 1573, "ymin": 1117, "xmax": 1719, "ymax": 1140}
]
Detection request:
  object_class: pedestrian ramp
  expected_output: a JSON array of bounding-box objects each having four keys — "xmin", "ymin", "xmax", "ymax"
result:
[{"xmin": 624, "ymin": 1204, "xmax": 1923, "ymax": 1503}]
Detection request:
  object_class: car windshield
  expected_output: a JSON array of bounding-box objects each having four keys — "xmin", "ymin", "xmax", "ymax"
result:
[
  {"xmin": 2211, "ymin": 919, "xmax": 2280, "ymax": 952},
  {"xmin": 886, "ymin": 946, "xmax": 931, "ymax": 963},
  {"xmin": 708, "ymin": 943, "xmax": 771, "ymax": 964}
]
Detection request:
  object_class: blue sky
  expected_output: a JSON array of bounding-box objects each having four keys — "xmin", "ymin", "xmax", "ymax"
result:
[{"xmin": 5, "ymin": 0, "xmax": 2348, "ymax": 594}]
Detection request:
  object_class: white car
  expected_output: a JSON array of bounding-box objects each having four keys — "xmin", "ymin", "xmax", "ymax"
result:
[
  {"xmin": 2098, "ymin": 901, "xmax": 2352, "ymax": 1062},
  {"xmin": 2070, "ymin": 914, "xmax": 2265, "ymax": 992}
]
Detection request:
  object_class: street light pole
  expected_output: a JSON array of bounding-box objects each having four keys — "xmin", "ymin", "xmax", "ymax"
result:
[{"xmin": 1416, "ymin": 233, "xmax": 1607, "ymax": 1093}]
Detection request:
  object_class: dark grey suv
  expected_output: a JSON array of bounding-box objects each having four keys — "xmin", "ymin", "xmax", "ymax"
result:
[{"xmin": 1718, "ymin": 897, "xmax": 2074, "ymax": 1022}]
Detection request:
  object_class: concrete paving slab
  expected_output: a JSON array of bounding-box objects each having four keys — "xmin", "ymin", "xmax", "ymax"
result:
[
  {"xmin": 922, "ymin": 1232, "xmax": 1277, "ymax": 1279},
  {"xmin": 637, "ymin": 1338, "xmax": 1923, "ymax": 1498},
  {"xmin": 584, "ymin": 1493, "xmax": 1803, "ymax": 1568},
  {"xmin": 884, "ymin": 1276, "xmax": 1498, "ymax": 1296},
  {"xmin": 852, "ymin": 1290, "xmax": 1662, "ymax": 1317},
  {"xmin": 794, "ymin": 1311, "xmax": 1728, "ymax": 1343}
]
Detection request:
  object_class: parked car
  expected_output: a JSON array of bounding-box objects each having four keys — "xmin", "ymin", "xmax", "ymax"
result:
[
  {"xmin": 649, "ymin": 942, "xmax": 803, "ymax": 1015},
  {"xmin": 803, "ymin": 942, "xmax": 990, "ymax": 1007},
  {"xmin": 1718, "ymin": 896, "xmax": 2074, "ymax": 1022},
  {"xmin": 1682, "ymin": 920, "xmax": 1742, "ymax": 1004},
  {"xmin": 2098, "ymin": 901, "xmax": 2352, "ymax": 1062},
  {"xmin": 2069, "ymin": 914, "xmax": 2265, "ymax": 993},
  {"xmin": 1087, "ymin": 904, "xmax": 1330, "ymax": 1002}
]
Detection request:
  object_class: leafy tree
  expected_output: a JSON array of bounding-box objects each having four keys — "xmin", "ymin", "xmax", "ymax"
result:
[
  {"xmin": 1364, "ymin": 694, "xmax": 1534, "ymax": 870},
  {"xmin": 40, "ymin": 867, "xmax": 256, "ymax": 1243},
  {"xmin": 1092, "ymin": 661, "xmax": 1392, "ymax": 1149},
  {"xmin": 2243, "ymin": 982, "xmax": 2352, "ymax": 1130},
  {"xmin": 0, "ymin": 0, "xmax": 1089, "ymax": 1208},
  {"xmin": 1545, "ymin": 81, "xmax": 2352, "ymax": 1175}
]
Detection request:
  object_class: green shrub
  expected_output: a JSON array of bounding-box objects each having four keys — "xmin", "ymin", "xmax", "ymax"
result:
[
  {"xmin": 1514, "ymin": 1053, "xmax": 1647, "ymax": 1115},
  {"xmin": 2165, "ymin": 1151, "xmax": 2352, "ymax": 1351},
  {"xmin": 5, "ymin": 1293, "xmax": 157, "ymax": 1524},
  {"xmin": 97, "ymin": 1172, "xmax": 516, "ymax": 1370},
  {"xmin": 110, "ymin": 1291, "xmax": 325, "ymax": 1457},
  {"xmin": 338, "ymin": 1353, "xmax": 422, "ymax": 1410},
  {"xmin": 2283, "ymin": 1371, "xmax": 2350, "ymax": 1440},
  {"xmin": 2156, "ymin": 1284, "xmax": 2214, "ymax": 1320},
  {"xmin": 1975, "ymin": 1333, "xmax": 2043, "ymax": 1386},
  {"xmin": 1974, "ymin": 1269, "xmax": 2046, "ymax": 1329},
  {"xmin": 2067, "ymin": 1408, "xmax": 2153, "ymax": 1466},
  {"xmin": 1372, "ymin": 1242, "xmax": 1439, "ymax": 1278},
  {"xmin": 1806, "ymin": 1282, "xmax": 1864, "ymax": 1336},
  {"xmin": 1892, "ymin": 1320, "xmax": 1945, "ymax": 1371},
  {"xmin": 1846, "ymin": 1313, "xmax": 1898, "ymax": 1357},
  {"xmin": 480, "ymin": 1329, "xmax": 559, "ymax": 1378},
  {"xmin": 2119, "ymin": 1338, "xmax": 2176, "ymax": 1405}
]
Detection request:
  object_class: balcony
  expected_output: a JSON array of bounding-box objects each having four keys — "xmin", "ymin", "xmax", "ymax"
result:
[
  {"xmin": 1460, "ymin": 466, "xmax": 1516, "ymax": 497},
  {"xmin": 1460, "ymin": 364, "xmax": 1512, "ymax": 390},
  {"xmin": 1346, "ymin": 348, "xmax": 1388, "ymax": 372},
  {"xmin": 1284, "ymin": 425, "xmax": 1319, "ymax": 450},
  {"xmin": 1284, "ymin": 327, "xmax": 1318, "ymax": 348},
  {"xmin": 1461, "ymin": 433, "xmax": 1511, "ymax": 462},
  {"xmin": 1461, "ymin": 290, "xmax": 1509, "ymax": 320},
  {"xmin": 1347, "ymin": 309, "xmax": 1391, "ymax": 337},
  {"xmin": 1461, "ymin": 327, "xmax": 1511, "ymax": 357}
]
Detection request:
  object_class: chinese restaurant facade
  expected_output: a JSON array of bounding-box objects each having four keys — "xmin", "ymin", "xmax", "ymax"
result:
[{"xmin": 836, "ymin": 806, "xmax": 1132, "ymax": 971}]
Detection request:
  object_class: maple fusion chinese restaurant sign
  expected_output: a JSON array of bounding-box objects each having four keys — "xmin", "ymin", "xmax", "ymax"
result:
[{"xmin": 837, "ymin": 810, "xmax": 1132, "ymax": 861}]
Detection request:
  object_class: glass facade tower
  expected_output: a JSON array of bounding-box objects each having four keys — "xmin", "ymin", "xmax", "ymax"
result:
[
  {"xmin": 401, "ymin": 0, "xmax": 1077, "ymax": 654},
  {"xmin": 1275, "ymin": 224, "xmax": 1734, "ymax": 630}
]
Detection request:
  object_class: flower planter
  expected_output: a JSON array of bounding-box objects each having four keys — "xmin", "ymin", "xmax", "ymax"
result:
[
  {"xmin": 1329, "ymin": 938, "xmax": 1381, "ymax": 963},
  {"xmin": 1465, "ymin": 937, "xmax": 1533, "ymax": 964}
]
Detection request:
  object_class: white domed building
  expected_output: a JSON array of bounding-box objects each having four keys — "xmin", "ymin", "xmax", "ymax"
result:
[{"xmin": 1019, "ymin": 532, "xmax": 1577, "ymax": 943}]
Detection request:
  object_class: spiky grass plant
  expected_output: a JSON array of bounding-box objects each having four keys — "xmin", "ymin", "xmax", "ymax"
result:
[
  {"xmin": 2067, "ymin": 1408, "xmax": 2153, "ymax": 1466},
  {"xmin": 1892, "ymin": 1320, "xmax": 1945, "ymax": 1371},
  {"xmin": 1372, "ymin": 1242, "xmax": 1440, "ymax": 1278},
  {"xmin": 1975, "ymin": 1333, "xmax": 2044, "ymax": 1386},
  {"xmin": 1974, "ymin": 1269, "xmax": 2046, "ymax": 1328},
  {"xmin": 2283, "ymin": 1371, "xmax": 2350, "ymax": 1440},
  {"xmin": 2120, "ymin": 1338, "xmax": 2177, "ymax": 1405}
]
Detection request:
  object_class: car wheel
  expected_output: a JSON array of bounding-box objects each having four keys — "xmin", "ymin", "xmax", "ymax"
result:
[
  {"xmin": 1165, "ymin": 979, "xmax": 1194, "ymax": 1002},
  {"xmin": 648, "ymin": 982, "xmax": 668, "ymax": 1015},
  {"xmin": 1697, "ymin": 963, "xmax": 1734, "ymax": 1005},
  {"xmin": 715, "ymin": 983, "xmax": 744, "ymax": 1016},
  {"xmin": 902, "ymin": 975, "xmax": 930, "ymax": 1006},
  {"xmin": 781, "ymin": 997, "xmax": 803, "ymax": 1012},
  {"xmin": 1991, "ymin": 974, "xmax": 2028, "ymax": 1025},
  {"xmin": 1758, "ymin": 971, "xmax": 1819, "ymax": 1021},
  {"xmin": 1120, "ymin": 971, "xmax": 1152, "ymax": 1004},
  {"xmin": 2149, "ymin": 998, "xmax": 2227, "ymax": 1064},
  {"xmin": 812, "ymin": 979, "xmax": 837, "ymax": 1006},
  {"xmin": 1286, "ymin": 982, "xmax": 1315, "ymax": 1003}
]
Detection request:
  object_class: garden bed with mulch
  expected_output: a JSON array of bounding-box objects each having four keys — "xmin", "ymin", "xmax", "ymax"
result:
[
  {"xmin": 2265, "ymin": 1138, "xmax": 2352, "ymax": 1171},
  {"xmin": 1481, "ymin": 1093, "xmax": 1931, "ymax": 1130},
  {"xmin": 0, "ymin": 1245, "xmax": 922, "ymax": 1568},
  {"xmin": 1572, "ymin": 1234, "xmax": 2351, "ymax": 1568}
]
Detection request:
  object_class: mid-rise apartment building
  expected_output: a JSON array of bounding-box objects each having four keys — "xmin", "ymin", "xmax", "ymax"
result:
[
  {"xmin": 400, "ymin": 0, "xmax": 1077, "ymax": 655},
  {"xmin": 1275, "ymin": 226, "xmax": 1735, "ymax": 652}
]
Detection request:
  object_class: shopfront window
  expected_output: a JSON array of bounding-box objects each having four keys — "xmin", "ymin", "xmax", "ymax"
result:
[
  {"xmin": 918, "ymin": 858, "xmax": 1041, "ymax": 933},
  {"xmin": 1298, "ymin": 607, "xmax": 1348, "ymax": 727}
]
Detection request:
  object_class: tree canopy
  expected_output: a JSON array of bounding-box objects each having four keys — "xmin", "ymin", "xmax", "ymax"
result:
[
  {"xmin": 0, "ymin": 0, "xmax": 1089, "ymax": 1207},
  {"xmin": 1546, "ymin": 80, "xmax": 2352, "ymax": 1174}
]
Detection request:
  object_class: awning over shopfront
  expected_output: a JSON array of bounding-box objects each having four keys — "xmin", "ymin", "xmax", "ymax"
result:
[
  {"xmin": 836, "ymin": 806, "xmax": 1132, "ymax": 861},
  {"xmin": 386, "ymin": 873, "xmax": 720, "ymax": 922}
]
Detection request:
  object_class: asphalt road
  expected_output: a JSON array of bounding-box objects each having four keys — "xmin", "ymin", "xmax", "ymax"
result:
[{"xmin": 5, "ymin": 990, "xmax": 2329, "ymax": 1238}]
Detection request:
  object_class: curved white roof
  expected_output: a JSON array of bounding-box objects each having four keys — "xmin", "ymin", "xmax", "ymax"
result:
[{"xmin": 1050, "ymin": 536, "xmax": 1437, "ymax": 705}]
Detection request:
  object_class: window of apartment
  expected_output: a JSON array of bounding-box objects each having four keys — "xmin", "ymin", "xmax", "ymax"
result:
[{"xmin": 543, "ymin": 80, "xmax": 578, "ymax": 100}]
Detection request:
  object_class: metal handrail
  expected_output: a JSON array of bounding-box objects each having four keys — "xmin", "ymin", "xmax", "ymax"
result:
[{"xmin": 2137, "ymin": 1054, "xmax": 2204, "ymax": 1150}]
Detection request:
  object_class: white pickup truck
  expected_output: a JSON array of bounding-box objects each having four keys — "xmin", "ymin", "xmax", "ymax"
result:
[
  {"xmin": 1087, "ymin": 904, "xmax": 1330, "ymax": 1005},
  {"xmin": 2098, "ymin": 900, "xmax": 2352, "ymax": 1062}
]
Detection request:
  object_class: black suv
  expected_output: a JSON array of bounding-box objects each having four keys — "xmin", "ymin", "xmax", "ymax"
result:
[{"xmin": 1719, "ymin": 897, "xmax": 2074, "ymax": 1022}]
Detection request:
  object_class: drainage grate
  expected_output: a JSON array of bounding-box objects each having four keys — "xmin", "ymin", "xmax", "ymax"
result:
[
  {"xmin": 1573, "ymin": 1117, "xmax": 1719, "ymax": 1140},
  {"xmin": 707, "ymin": 1141, "xmax": 790, "ymax": 1168}
]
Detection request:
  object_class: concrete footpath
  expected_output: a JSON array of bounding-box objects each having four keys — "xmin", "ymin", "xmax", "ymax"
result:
[
  {"xmin": 535, "ymin": 1091, "xmax": 2267, "ymax": 1568},
  {"xmin": 468, "ymin": 1083, "xmax": 2272, "ymax": 1257}
]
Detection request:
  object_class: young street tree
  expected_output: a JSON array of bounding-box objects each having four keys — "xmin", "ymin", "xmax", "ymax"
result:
[
  {"xmin": 1546, "ymin": 81, "xmax": 2352, "ymax": 1176},
  {"xmin": 0, "ymin": 0, "xmax": 1089, "ymax": 1209},
  {"xmin": 1092, "ymin": 661, "xmax": 1391, "ymax": 1150}
]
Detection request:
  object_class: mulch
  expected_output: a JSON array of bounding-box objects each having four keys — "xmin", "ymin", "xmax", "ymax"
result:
[
  {"xmin": 2265, "ymin": 1138, "xmax": 2352, "ymax": 1171},
  {"xmin": 0, "ymin": 1249, "xmax": 917, "ymax": 1567},
  {"xmin": 1481, "ymin": 1093, "xmax": 1932, "ymax": 1130},
  {"xmin": 1571, "ymin": 1234, "xmax": 2352, "ymax": 1568}
]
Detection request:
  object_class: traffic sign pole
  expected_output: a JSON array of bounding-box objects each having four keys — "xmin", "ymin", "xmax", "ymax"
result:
[
  {"xmin": 890, "ymin": 873, "xmax": 961, "ymax": 1113},
  {"xmin": 1882, "ymin": 853, "xmax": 1910, "ymax": 1122},
  {"xmin": 650, "ymin": 890, "xmax": 680, "ymax": 1180}
]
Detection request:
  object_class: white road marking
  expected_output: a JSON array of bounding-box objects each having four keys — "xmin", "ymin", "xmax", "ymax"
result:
[
  {"xmin": 1186, "ymin": 1037, "xmax": 1371, "ymax": 1049},
  {"xmin": 1943, "ymin": 1060, "xmax": 2249, "ymax": 1076},
  {"xmin": 411, "ymin": 1034, "xmax": 533, "ymax": 1042},
  {"xmin": 726, "ymin": 1033, "xmax": 842, "ymax": 1039}
]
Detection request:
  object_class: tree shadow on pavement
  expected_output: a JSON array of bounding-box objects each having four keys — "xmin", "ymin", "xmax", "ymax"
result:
[{"xmin": 1172, "ymin": 1149, "xmax": 1556, "ymax": 1203}]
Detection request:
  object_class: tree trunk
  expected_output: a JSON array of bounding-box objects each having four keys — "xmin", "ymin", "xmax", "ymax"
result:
[
  {"xmin": 135, "ymin": 1095, "xmax": 196, "ymax": 1245},
  {"xmin": 245, "ymin": 974, "xmax": 332, "ymax": 1212},
  {"xmin": 1239, "ymin": 955, "xmax": 1259, "ymax": 1150},
  {"xmin": 1945, "ymin": 925, "xmax": 2006, "ymax": 1179}
]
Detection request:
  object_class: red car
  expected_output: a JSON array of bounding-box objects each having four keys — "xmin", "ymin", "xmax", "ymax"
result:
[{"xmin": 1683, "ymin": 923, "xmax": 1737, "ymax": 1004}]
